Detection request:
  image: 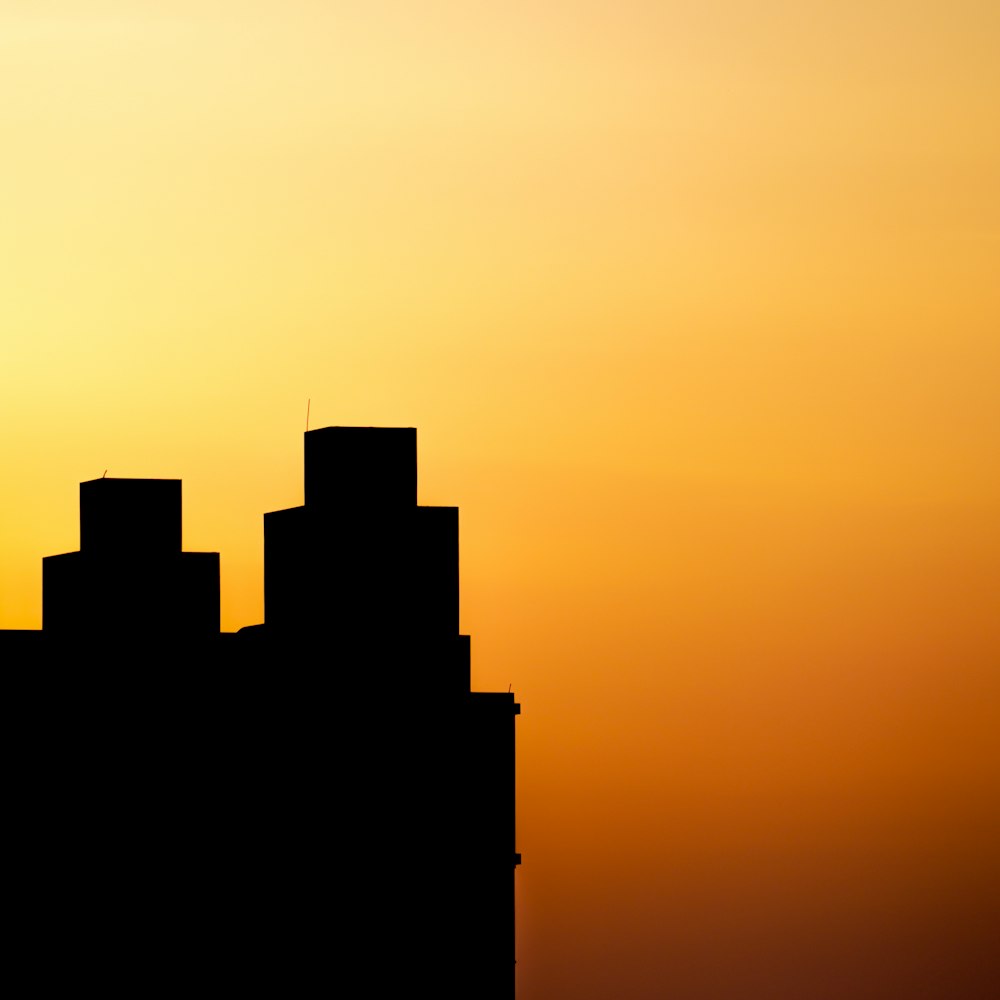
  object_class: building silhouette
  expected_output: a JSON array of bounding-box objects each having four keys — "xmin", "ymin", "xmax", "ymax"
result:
[{"xmin": 2, "ymin": 427, "xmax": 520, "ymax": 997}]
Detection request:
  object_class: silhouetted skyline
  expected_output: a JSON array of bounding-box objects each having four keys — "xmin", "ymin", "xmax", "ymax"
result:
[
  {"xmin": 3, "ymin": 426, "xmax": 520, "ymax": 998},
  {"xmin": 4, "ymin": 6, "xmax": 999, "ymax": 997}
]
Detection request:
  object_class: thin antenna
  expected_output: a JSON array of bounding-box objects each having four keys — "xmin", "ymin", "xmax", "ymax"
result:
[
  {"xmin": 508, "ymin": 683, "xmax": 512, "ymax": 693},
  {"xmin": 306, "ymin": 398, "xmax": 311, "ymax": 432},
  {"xmin": 102, "ymin": 470, "xmax": 107, "ymax": 478}
]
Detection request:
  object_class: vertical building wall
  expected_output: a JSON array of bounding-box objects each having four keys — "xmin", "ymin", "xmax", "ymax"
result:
[{"xmin": 261, "ymin": 427, "xmax": 519, "ymax": 996}]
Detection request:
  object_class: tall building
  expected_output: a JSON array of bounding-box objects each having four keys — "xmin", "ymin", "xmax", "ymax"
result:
[{"xmin": 2, "ymin": 427, "xmax": 520, "ymax": 998}]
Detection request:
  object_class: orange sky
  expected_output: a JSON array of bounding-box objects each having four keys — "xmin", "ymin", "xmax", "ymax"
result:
[{"xmin": 2, "ymin": 4, "xmax": 999, "ymax": 996}]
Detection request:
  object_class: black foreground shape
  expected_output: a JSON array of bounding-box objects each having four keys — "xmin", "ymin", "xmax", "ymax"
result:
[{"xmin": 4, "ymin": 426, "xmax": 520, "ymax": 998}]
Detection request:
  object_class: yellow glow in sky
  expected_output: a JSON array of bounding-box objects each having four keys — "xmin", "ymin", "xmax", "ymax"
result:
[{"xmin": 2, "ymin": 4, "xmax": 999, "ymax": 997}]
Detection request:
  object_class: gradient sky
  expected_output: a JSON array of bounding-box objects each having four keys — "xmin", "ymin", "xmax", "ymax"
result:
[{"xmin": 2, "ymin": 4, "xmax": 999, "ymax": 997}]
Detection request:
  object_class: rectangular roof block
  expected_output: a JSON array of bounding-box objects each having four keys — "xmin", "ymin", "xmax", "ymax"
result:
[
  {"xmin": 80, "ymin": 478, "xmax": 182, "ymax": 553},
  {"xmin": 304, "ymin": 426, "xmax": 416, "ymax": 510}
]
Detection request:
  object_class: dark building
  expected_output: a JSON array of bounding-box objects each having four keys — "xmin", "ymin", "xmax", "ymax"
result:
[
  {"xmin": 2, "ymin": 427, "xmax": 520, "ymax": 998},
  {"xmin": 43, "ymin": 477, "xmax": 220, "ymax": 636}
]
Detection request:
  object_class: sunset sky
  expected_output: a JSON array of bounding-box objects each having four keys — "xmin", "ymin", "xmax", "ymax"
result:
[{"xmin": 2, "ymin": 4, "xmax": 999, "ymax": 996}]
